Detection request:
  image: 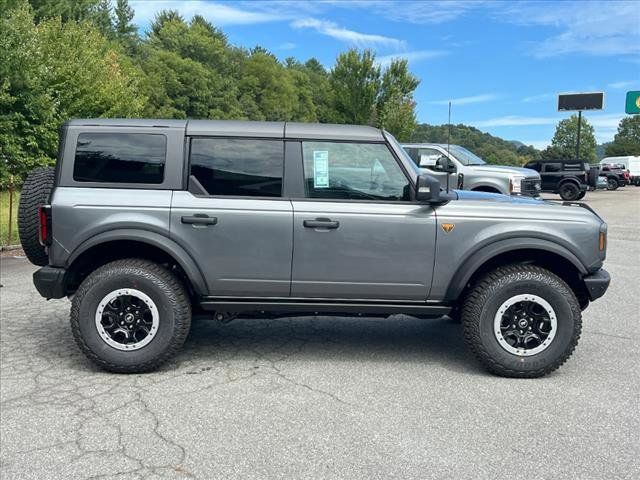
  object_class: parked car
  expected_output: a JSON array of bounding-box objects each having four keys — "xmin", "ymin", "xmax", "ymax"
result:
[
  {"xmin": 523, "ymin": 159, "xmax": 595, "ymax": 200},
  {"xmin": 402, "ymin": 143, "xmax": 541, "ymax": 197},
  {"xmin": 18, "ymin": 119, "xmax": 610, "ymax": 378},
  {"xmin": 599, "ymin": 164, "xmax": 630, "ymax": 190}
]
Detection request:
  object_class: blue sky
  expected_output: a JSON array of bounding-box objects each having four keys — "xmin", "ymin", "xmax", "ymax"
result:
[{"xmin": 130, "ymin": 0, "xmax": 640, "ymax": 148}]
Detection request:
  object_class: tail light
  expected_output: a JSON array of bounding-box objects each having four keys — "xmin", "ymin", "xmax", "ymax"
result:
[{"xmin": 38, "ymin": 205, "xmax": 52, "ymax": 246}]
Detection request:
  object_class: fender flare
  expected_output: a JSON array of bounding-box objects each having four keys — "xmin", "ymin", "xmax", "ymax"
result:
[
  {"xmin": 444, "ymin": 237, "xmax": 587, "ymax": 301},
  {"xmin": 66, "ymin": 229, "xmax": 208, "ymax": 295}
]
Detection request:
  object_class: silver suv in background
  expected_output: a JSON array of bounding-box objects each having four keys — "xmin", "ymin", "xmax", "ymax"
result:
[{"xmin": 403, "ymin": 143, "xmax": 541, "ymax": 196}]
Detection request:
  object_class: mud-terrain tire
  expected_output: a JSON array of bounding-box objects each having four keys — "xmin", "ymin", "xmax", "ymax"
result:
[
  {"xmin": 607, "ymin": 177, "xmax": 619, "ymax": 190},
  {"xmin": 559, "ymin": 182, "xmax": 580, "ymax": 201},
  {"xmin": 70, "ymin": 259, "xmax": 191, "ymax": 373},
  {"xmin": 576, "ymin": 191, "xmax": 586, "ymax": 200},
  {"xmin": 18, "ymin": 166, "xmax": 55, "ymax": 266},
  {"xmin": 462, "ymin": 264, "xmax": 581, "ymax": 378}
]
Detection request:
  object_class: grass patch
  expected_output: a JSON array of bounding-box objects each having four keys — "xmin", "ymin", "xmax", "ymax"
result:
[{"xmin": 1, "ymin": 190, "xmax": 20, "ymax": 246}]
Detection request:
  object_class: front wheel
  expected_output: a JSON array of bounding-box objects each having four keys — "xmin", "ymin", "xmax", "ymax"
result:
[
  {"xmin": 607, "ymin": 178, "xmax": 619, "ymax": 190},
  {"xmin": 559, "ymin": 182, "xmax": 580, "ymax": 200},
  {"xmin": 70, "ymin": 259, "xmax": 192, "ymax": 373},
  {"xmin": 461, "ymin": 264, "xmax": 581, "ymax": 378}
]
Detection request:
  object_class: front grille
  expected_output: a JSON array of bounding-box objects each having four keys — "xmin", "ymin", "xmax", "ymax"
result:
[{"xmin": 521, "ymin": 177, "xmax": 541, "ymax": 195}]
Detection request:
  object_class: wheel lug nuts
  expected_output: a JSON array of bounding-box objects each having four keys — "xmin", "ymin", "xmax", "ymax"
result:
[{"xmin": 528, "ymin": 326, "xmax": 532, "ymax": 330}]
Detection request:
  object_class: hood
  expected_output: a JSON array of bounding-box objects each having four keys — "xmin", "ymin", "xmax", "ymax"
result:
[
  {"xmin": 454, "ymin": 189, "xmax": 544, "ymax": 205},
  {"xmin": 467, "ymin": 165, "xmax": 539, "ymax": 178}
]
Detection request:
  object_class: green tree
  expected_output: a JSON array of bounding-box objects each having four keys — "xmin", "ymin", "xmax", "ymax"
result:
[
  {"xmin": 604, "ymin": 116, "xmax": 640, "ymax": 156},
  {"xmin": 330, "ymin": 49, "xmax": 380, "ymax": 125},
  {"xmin": 113, "ymin": 0, "xmax": 137, "ymax": 50},
  {"xmin": 376, "ymin": 59, "xmax": 419, "ymax": 141},
  {"xmin": 0, "ymin": 1, "xmax": 145, "ymax": 183},
  {"xmin": 545, "ymin": 114, "xmax": 597, "ymax": 162}
]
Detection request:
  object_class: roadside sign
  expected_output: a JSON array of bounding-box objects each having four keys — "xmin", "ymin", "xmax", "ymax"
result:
[
  {"xmin": 625, "ymin": 91, "xmax": 640, "ymax": 114},
  {"xmin": 558, "ymin": 92, "xmax": 604, "ymax": 111}
]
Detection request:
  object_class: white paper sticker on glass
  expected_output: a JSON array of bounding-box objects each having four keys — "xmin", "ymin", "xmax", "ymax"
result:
[{"xmin": 313, "ymin": 151, "xmax": 329, "ymax": 188}]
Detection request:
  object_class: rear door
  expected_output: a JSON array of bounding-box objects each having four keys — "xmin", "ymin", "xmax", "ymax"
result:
[
  {"xmin": 290, "ymin": 140, "xmax": 437, "ymax": 300},
  {"xmin": 170, "ymin": 137, "xmax": 293, "ymax": 297}
]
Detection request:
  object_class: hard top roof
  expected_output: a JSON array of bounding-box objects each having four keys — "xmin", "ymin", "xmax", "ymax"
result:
[{"xmin": 66, "ymin": 119, "xmax": 385, "ymax": 142}]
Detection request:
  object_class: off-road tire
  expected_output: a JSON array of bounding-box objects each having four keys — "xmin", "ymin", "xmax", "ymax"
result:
[
  {"xmin": 607, "ymin": 177, "xmax": 619, "ymax": 190},
  {"xmin": 70, "ymin": 259, "xmax": 191, "ymax": 373},
  {"xmin": 576, "ymin": 190, "xmax": 586, "ymax": 200},
  {"xmin": 461, "ymin": 264, "xmax": 582, "ymax": 378},
  {"xmin": 559, "ymin": 182, "xmax": 580, "ymax": 201},
  {"xmin": 18, "ymin": 166, "xmax": 55, "ymax": 266}
]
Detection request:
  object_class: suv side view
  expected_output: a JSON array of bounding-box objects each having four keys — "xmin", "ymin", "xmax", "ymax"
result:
[
  {"xmin": 19, "ymin": 119, "xmax": 610, "ymax": 378},
  {"xmin": 524, "ymin": 159, "xmax": 595, "ymax": 200},
  {"xmin": 402, "ymin": 143, "xmax": 541, "ymax": 197}
]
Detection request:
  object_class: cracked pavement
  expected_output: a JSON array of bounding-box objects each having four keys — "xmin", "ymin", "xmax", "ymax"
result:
[{"xmin": 1, "ymin": 189, "xmax": 639, "ymax": 479}]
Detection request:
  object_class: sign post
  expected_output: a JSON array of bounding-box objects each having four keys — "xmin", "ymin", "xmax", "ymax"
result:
[{"xmin": 558, "ymin": 92, "xmax": 604, "ymax": 161}]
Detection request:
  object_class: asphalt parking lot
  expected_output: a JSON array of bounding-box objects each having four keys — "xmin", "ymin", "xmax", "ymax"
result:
[{"xmin": 1, "ymin": 188, "xmax": 639, "ymax": 480}]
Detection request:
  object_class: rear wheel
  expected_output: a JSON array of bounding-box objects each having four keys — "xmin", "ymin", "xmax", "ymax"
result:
[
  {"xmin": 18, "ymin": 166, "xmax": 55, "ymax": 265},
  {"xmin": 462, "ymin": 264, "xmax": 581, "ymax": 378},
  {"xmin": 559, "ymin": 182, "xmax": 580, "ymax": 200},
  {"xmin": 607, "ymin": 177, "xmax": 619, "ymax": 190},
  {"xmin": 70, "ymin": 259, "xmax": 191, "ymax": 373}
]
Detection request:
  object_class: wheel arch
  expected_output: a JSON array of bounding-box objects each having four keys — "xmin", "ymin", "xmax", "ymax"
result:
[
  {"xmin": 471, "ymin": 184, "xmax": 503, "ymax": 194},
  {"xmin": 445, "ymin": 238, "xmax": 589, "ymax": 307},
  {"xmin": 65, "ymin": 229, "xmax": 208, "ymax": 296}
]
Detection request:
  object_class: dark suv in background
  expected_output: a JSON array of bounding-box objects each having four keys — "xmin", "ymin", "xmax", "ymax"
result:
[
  {"xmin": 599, "ymin": 164, "xmax": 629, "ymax": 190},
  {"xmin": 524, "ymin": 159, "xmax": 595, "ymax": 200}
]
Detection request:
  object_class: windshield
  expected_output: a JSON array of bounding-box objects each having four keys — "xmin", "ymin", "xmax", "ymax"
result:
[
  {"xmin": 449, "ymin": 145, "xmax": 486, "ymax": 166},
  {"xmin": 386, "ymin": 133, "xmax": 421, "ymax": 174}
]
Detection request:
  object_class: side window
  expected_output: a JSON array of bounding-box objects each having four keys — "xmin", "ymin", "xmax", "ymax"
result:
[
  {"xmin": 190, "ymin": 138, "xmax": 283, "ymax": 197},
  {"xmin": 73, "ymin": 133, "xmax": 166, "ymax": 183},
  {"xmin": 416, "ymin": 148, "xmax": 445, "ymax": 171},
  {"xmin": 302, "ymin": 142, "xmax": 410, "ymax": 201},
  {"xmin": 543, "ymin": 163, "xmax": 562, "ymax": 173}
]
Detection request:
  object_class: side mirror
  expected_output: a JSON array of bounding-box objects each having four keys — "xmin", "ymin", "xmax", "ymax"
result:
[
  {"xmin": 415, "ymin": 173, "xmax": 442, "ymax": 202},
  {"xmin": 435, "ymin": 156, "xmax": 456, "ymax": 173}
]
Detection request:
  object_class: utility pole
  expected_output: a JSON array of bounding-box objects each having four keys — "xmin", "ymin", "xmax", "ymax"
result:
[{"xmin": 575, "ymin": 110, "xmax": 582, "ymax": 161}]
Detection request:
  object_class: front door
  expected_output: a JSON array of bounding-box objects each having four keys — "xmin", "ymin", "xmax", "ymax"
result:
[
  {"xmin": 290, "ymin": 141, "xmax": 437, "ymax": 300},
  {"xmin": 171, "ymin": 137, "xmax": 292, "ymax": 297}
]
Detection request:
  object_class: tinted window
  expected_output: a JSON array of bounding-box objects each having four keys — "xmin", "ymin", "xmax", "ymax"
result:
[
  {"xmin": 543, "ymin": 163, "xmax": 562, "ymax": 172},
  {"xmin": 74, "ymin": 133, "xmax": 166, "ymax": 183},
  {"xmin": 525, "ymin": 161, "xmax": 539, "ymax": 171},
  {"xmin": 190, "ymin": 138, "xmax": 283, "ymax": 197},
  {"xmin": 302, "ymin": 142, "xmax": 410, "ymax": 201},
  {"xmin": 564, "ymin": 162, "xmax": 583, "ymax": 171}
]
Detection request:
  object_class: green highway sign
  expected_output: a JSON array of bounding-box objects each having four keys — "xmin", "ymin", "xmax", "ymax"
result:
[{"xmin": 626, "ymin": 91, "xmax": 640, "ymax": 114}]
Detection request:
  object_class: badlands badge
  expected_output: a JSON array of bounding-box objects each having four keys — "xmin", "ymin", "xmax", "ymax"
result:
[{"xmin": 441, "ymin": 223, "xmax": 455, "ymax": 233}]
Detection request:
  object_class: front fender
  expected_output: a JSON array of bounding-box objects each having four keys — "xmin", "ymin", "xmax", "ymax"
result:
[{"xmin": 440, "ymin": 237, "xmax": 588, "ymax": 301}]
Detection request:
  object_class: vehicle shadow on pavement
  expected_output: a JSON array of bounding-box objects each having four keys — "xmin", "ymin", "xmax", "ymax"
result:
[{"xmin": 178, "ymin": 314, "xmax": 482, "ymax": 375}]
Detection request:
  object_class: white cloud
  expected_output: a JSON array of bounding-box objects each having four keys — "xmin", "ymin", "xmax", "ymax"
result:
[
  {"xmin": 277, "ymin": 42, "xmax": 296, "ymax": 50},
  {"xmin": 131, "ymin": 1, "xmax": 282, "ymax": 27},
  {"xmin": 291, "ymin": 18, "xmax": 405, "ymax": 49},
  {"xmin": 522, "ymin": 93, "xmax": 556, "ymax": 103},
  {"xmin": 327, "ymin": 1, "xmax": 483, "ymax": 24},
  {"xmin": 375, "ymin": 50, "xmax": 449, "ymax": 67},
  {"xmin": 431, "ymin": 94, "xmax": 498, "ymax": 106},
  {"xmin": 474, "ymin": 116, "xmax": 558, "ymax": 127},
  {"xmin": 493, "ymin": 1, "xmax": 640, "ymax": 58},
  {"xmin": 608, "ymin": 80, "xmax": 637, "ymax": 90}
]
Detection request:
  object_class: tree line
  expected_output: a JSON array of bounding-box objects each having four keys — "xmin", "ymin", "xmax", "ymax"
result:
[
  {"xmin": 1, "ymin": 0, "xmax": 639, "ymax": 186},
  {"xmin": 0, "ymin": 0, "xmax": 419, "ymax": 185}
]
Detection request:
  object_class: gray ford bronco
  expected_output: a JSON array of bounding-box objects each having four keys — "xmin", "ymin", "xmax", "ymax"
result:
[{"xmin": 19, "ymin": 119, "xmax": 610, "ymax": 377}]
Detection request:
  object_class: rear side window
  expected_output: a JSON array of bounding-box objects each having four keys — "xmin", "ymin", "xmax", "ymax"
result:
[
  {"xmin": 74, "ymin": 133, "xmax": 166, "ymax": 184},
  {"xmin": 189, "ymin": 138, "xmax": 283, "ymax": 197},
  {"xmin": 543, "ymin": 163, "xmax": 562, "ymax": 172}
]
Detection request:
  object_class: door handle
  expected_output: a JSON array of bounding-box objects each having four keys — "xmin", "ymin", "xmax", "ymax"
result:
[
  {"xmin": 181, "ymin": 214, "xmax": 217, "ymax": 226},
  {"xmin": 303, "ymin": 218, "xmax": 340, "ymax": 229}
]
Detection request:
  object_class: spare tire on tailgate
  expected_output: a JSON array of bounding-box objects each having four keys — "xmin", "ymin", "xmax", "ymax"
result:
[{"xmin": 18, "ymin": 166, "xmax": 55, "ymax": 266}]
